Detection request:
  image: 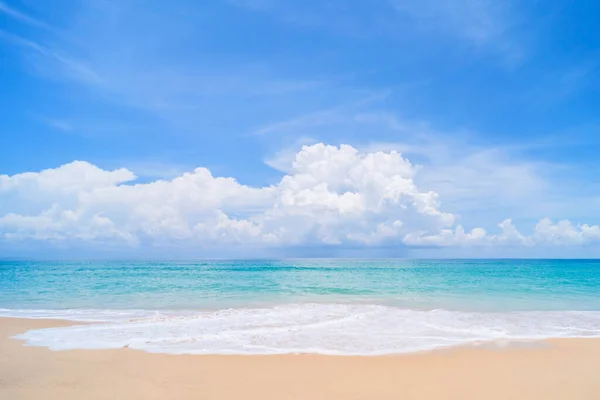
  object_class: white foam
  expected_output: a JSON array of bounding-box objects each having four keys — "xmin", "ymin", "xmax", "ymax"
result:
[{"xmin": 5, "ymin": 304, "xmax": 600, "ymax": 355}]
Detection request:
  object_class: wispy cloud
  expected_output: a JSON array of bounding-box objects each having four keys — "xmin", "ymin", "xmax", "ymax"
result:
[
  {"xmin": 230, "ymin": 0, "xmax": 525, "ymax": 63},
  {"xmin": 226, "ymin": 0, "xmax": 394, "ymax": 37},
  {"xmin": 39, "ymin": 117, "xmax": 73, "ymax": 132},
  {"xmin": 251, "ymin": 90, "xmax": 392, "ymax": 136},
  {"xmin": 0, "ymin": 1, "xmax": 53, "ymax": 31},
  {"xmin": 0, "ymin": 28, "xmax": 43, "ymax": 51},
  {"xmin": 0, "ymin": 0, "xmax": 340, "ymax": 133},
  {"xmin": 525, "ymin": 61, "xmax": 599, "ymax": 108},
  {"xmin": 389, "ymin": 0, "xmax": 524, "ymax": 63},
  {"xmin": 390, "ymin": 0, "xmax": 508, "ymax": 44},
  {"xmin": 0, "ymin": 29, "xmax": 102, "ymax": 85}
]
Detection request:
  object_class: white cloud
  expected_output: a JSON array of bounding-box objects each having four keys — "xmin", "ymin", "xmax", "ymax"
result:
[
  {"xmin": 403, "ymin": 218, "xmax": 528, "ymax": 247},
  {"xmin": 0, "ymin": 160, "xmax": 134, "ymax": 195},
  {"xmin": 0, "ymin": 144, "xmax": 452, "ymax": 248},
  {"xmin": 403, "ymin": 225, "xmax": 488, "ymax": 247},
  {"xmin": 533, "ymin": 218, "xmax": 600, "ymax": 246},
  {"xmin": 404, "ymin": 218, "xmax": 600, "ymax": 248},
  {"xmin": 260, "ymin": 144, "xmax": 454, "ymax": 245},
  {"xmin": 2, "ymin": 144, "xmax": 599, "ymax": 251}
]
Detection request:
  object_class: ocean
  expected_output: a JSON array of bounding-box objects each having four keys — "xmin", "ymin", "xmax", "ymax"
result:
[{"xmin": 2, "ymin": 259, "xmax": 600, "ymax": 355}]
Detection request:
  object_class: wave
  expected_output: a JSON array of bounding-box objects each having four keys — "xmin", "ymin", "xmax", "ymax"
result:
[{"xmin": 4, "ymin": 304, "xmax": 600, "ymax": 355}]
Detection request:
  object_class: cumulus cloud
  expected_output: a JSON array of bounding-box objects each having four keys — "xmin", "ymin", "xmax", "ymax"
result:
[
  {"xmin": 533, "ymin": 218, "xmax": 600, "ymax": 246},
  {"xmin": 404, "ymin": 218, "xmax": 600, "ymax": 247},
  {"xmin": 403, "ymin": 225, "xmax": 488, "ymax": 247},
  {"xmin": 0, "ymin": 144, "xmax": 454, "ymax": 248},
  {"xmin": 1, "ymin": 144, "xmax": 599, "ymax": 251}
]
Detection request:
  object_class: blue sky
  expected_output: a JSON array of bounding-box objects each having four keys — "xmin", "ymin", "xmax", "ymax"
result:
[{"xmin": 1, "ymin": 0, "xmax": 600, "ymax": 257}]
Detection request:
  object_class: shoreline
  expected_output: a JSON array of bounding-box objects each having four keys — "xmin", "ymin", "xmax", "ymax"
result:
[
  {"xmin": 6, "ymin": 305, "xmax": 600, "ymax": 356},
  {"xmin": 2, "ymin": 317, "xmax": 600, "ymax": 399},
  {"xmin": 1, "ymin": 316, "xmax": 580, "ymax": 356}
]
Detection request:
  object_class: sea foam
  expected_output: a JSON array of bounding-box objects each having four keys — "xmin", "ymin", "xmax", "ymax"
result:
[{"xmin": 5, "ymin": 304, "xmax": 600, "ymax": 355}]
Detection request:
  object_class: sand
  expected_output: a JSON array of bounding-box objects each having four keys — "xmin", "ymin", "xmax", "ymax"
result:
[{"xmin": 1, "ymin": 317, "xmax": 599, "ymax": 399}]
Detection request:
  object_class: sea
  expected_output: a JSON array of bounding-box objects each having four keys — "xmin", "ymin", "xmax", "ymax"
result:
[{"xmin": 2, "ymin": 259, "xmax": 600, "ymax": 355}]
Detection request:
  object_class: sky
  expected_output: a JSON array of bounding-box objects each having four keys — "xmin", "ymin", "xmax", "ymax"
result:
[{"xmin": 1, "ymin": 0, "xmax": 600, "ymax": 258}]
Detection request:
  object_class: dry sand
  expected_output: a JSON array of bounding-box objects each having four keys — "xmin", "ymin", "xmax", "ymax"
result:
[{"xmin": 1, "ymin": 317, "xmax": 599, "ymax": 399}]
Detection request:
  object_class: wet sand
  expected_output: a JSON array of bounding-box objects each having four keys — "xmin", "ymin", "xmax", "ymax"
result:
[{"xmin": 1, "ymin": 317, "xmax": 599, "ymax": 399}]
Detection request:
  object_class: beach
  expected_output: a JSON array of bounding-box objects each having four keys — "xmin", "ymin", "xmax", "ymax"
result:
[{"xmin": 2, "ymin": 317, "xmax": 599, "ymax": 400}]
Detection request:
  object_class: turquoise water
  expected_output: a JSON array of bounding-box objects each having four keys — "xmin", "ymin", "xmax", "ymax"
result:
[
  {"xmin": 2, "ymin": 259, "xmax": 600, "ymax": 311},
  {"xmin": 2, "ymin": 259, "xmax": 600, "ymax": 355}
]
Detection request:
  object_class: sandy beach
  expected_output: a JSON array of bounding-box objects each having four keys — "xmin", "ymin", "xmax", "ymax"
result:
[{"xmin": 0, "ymin": 317, "xmax": 598, "ymax": 399}]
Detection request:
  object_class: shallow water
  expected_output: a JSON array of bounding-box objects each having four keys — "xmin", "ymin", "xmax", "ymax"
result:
[{"xmin": 2, "ymin": 259, "xmax": 600, "ymax": 354}]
